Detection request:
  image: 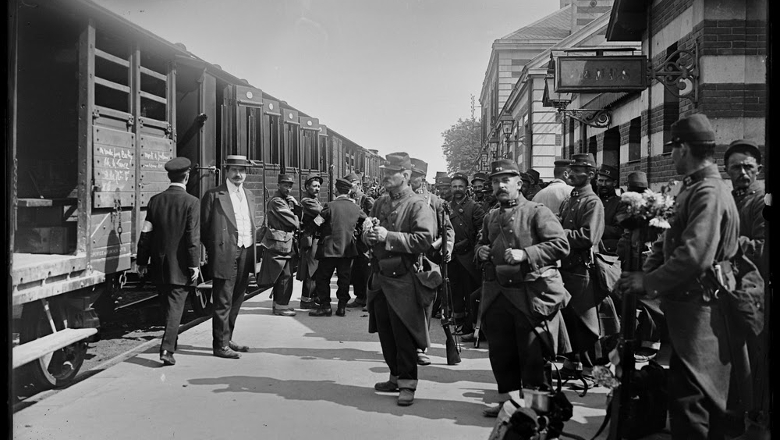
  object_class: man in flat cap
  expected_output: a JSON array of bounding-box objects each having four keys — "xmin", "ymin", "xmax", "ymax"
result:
[
  {"xmin": 309, "ymin": 178, "xmax": 367, "ymax": 317},
  {"xmin": 137, "ymin": 157, "xmax": 200, "ymax": 366},
  {"xmin": 471, "ymin": 172, "xmax": 488, "ymax": 204},
  {"xmin": 557, "ymin": 153, "xmax": 607, "ymax": 383},
  {"xmin": 616, "ymin": 113, "xmax": 745, "ymax": 439},
  {"xmin": 596, "ymin": 164, "xmax": 625, "ymax": 255},
  {"xmin": 448, "ymin": 171, "xmax": 485, "ymax": 339},
  {"xmin": 344, "ymin": 172, "xmax": 374, "ymax": 311},
  {"xmin": 525, "ymin": 168, "xmax": 542, "ymax": 200},
  {"xmin": 257, "ymin": 171, "xmax": 301, "ymax": 317},
  {"xmin": 297, "ymin": 174, "xmax": 325, "ymax": 310},
  {"xmin": 532, "ymin": 159, "xmax": 574, "ymax": 215},
  {"xmin": 364, "ymin": 152, "xmax": 437, "ymax": 406},
  {"xmin": 201, "ymin": 155, "xmax": 258, "ymax": 359},
  {"xmin": 410, "ymin": 157, "xmax": 454, "ymax": 365},
  {"xmin": 724, "ymin": 139, "xmax": 768, "ymax": 425},
  {"xmin": 476, "ymin": 158, "xmax": 571, "ymax": 417}
]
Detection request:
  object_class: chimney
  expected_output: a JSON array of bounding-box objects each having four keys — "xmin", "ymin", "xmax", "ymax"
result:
[{"xmin": 571, "ymin": 0, "xmax": 614, "ymax": 33}]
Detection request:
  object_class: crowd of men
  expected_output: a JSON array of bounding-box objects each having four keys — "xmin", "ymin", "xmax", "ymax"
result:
[{"xmin": 136, "ymin": 112, "xmax": 769, "ymax": 438}]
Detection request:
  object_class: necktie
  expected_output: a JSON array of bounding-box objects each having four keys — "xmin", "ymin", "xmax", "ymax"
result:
[{"xmin": 236, "ymin": 189, "xmax": 243, "ymax": 202}]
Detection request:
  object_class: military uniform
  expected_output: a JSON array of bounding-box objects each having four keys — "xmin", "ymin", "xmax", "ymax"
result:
[
  {"xmin": 297, "ymin": 175, "xmax": 324, "ymax": 309},
  {"xmin": 257, "ymin": 175, "xmax": 300, "ymax": 313},
  {"xmin": 448, "ymin": 172, "xmax": 485, "ymax": 334},
  {"xmin": 346, "ymin": 173, "xmax": 374, "ymax": 308},
  {"xmin": 365, "ymin": 154, "xmax": 437, "ymax": 402},
  {"xmin": 558, "ymin": 154, "xmax": 606, "ymax": 372},
  {"xmin": 477, "ymin": 159, "xmax": 571, "ymax": 397}
]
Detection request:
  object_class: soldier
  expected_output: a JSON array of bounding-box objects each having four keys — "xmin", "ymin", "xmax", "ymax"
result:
[
  {"xmin": 596, "ymin": 164, "xmax": 625, "ymax": 255},
  {"xmin": 724, "ymin": 139, "xmax": 768, "ymax": 426},
  {"xmin": 481, "ymin": 185, "xmax": 499, "ymax": 213},
  {"xmin": 525, "ymin": 168, "xmax": 542, "ymax": 200},
  {"xmin": 257, "ymin": 172, "xmax": 300, "ymax": 317},
  {"xmin": 532, "ymin": 159, "xmax": 574, "ymax": 215},
  {"xmin": 410, "ymin": 157, "xmax": 454, "ymax": 365},
  {"xmin": 476, "ymin": 158, "xmax": 571, "ymax": 417},
  {"xmin": 557, "ymin": 153, "xmax": 605, "ymax": 382},
  {"xmin": 297, "ymin": 174, "xmax": 324, "ymax": 310},
  {"xmin": 471, "ymin": 172, "xmax": 487, "ymax": 204},
  {"xmin": 520, "ymin": 172, "xmax": 532, "ymax": 198},
  {"xmin": 448, "ymin": 171, "xmax": 485, "ymax": 337},
  {"xmin": 309, "ymin": 178, "xmax": 367, "ymax": 317},
  {"xmin": 616, "ymin": 114, "xmax": 744, "ymax": 439},
  {"xmin": 345, "ymin": 172, "xmax": 373, "ymax": 311},
  {"xmin": 435, "ymin": 172, "xmax": 452, "ymax": 202},
  {"xmin": 365, "ymin": 152, "xmax": 437, "ymax": 407}
]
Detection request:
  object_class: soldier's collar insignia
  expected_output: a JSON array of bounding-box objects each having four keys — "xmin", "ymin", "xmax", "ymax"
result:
[
  {"xmin": 571, "ymin": 189, "xmax": 579, "ymax": 197},
  {"xmin": 499, "ymin": 199, "xmax": 518, "ymax": 208}
]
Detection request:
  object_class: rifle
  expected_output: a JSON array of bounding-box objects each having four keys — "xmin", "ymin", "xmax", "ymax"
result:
[{"xmin": 439, "ymin": 203, "xmax": 461, "ymax": 365}]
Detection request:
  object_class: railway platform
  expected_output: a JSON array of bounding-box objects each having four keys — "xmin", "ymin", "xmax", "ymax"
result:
[{"xmin": 12, "ymin": 280, "xmax": 667, "ymax": 440}]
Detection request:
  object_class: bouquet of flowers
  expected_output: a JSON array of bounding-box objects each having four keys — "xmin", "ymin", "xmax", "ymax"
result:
[{"xmin": 618, "ymin": 180, "xmax": 677, "ymax": 231}]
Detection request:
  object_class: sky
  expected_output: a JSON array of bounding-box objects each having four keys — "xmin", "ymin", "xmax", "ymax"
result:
[{"xmin": 95, "ymin": 0, "xmax": 559, "ymax": 178}]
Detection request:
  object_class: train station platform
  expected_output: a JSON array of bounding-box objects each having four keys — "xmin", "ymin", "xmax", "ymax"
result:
[{"xmin": 13, "ymin": 281, "xmax": 668, "ymax": 440}]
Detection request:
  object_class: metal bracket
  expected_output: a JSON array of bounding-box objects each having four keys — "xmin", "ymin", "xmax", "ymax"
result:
[
  {"xmin": 648, "ymin": 40, "xmax": 699, "ymax": 107},
  {"xmin": 558, "ymin": 108, "xmax": 612, "ymax": 128},
  {"xmin": 126, "ymin": 115, "xmax": 134, "ymax": 128},
  {"xmin": 92, "ymin": 108, "xmax": 100, "ymax": 119}
]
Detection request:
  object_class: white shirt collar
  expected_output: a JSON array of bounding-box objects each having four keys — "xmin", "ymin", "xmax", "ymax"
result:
[
  {"xmin": 170, "ymin": 182, "xmax": 186, "ymax": 190},
  {"xmin": 226, "ymin": 179, "xmax": 243, "ymax": 193}
]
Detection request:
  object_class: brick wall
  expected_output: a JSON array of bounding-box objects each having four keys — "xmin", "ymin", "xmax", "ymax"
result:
[
  {"xmin": 699, "ymin": 83, "xmax": 766, "ymax": 118},
  {"xmin": 650, "ymin": 0, "xmax": 696, "ymax": 34}
]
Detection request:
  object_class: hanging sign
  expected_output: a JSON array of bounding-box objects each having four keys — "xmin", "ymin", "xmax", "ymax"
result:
[{"xmin": 556, "ymin": 56, "xmax": 647, "ymax": 92}]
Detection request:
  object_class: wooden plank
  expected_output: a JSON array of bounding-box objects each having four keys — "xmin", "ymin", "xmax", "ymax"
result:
[
  {"xmin": 12, "ymin": 269, "xmax": 103, "ymax": 306},
  {"xmin": 94, "ymin": 126, "xmax": 135, "ymax": 149},
  {"xmin": 17, "ymin": 198, "xmax": 77, "ymax": 208},
  {"xmin": 93, "ymin": 167, "xmax": 135, "ymax": 192},
  {"xmin": 140, "ymin": 170, "xmax": 169, "ymax": 183},
  {"xmin": 93, "ymin": 192, "xmax": 134, "ymax": 209},
  {"xmin": 91, "ymin": 230, "xmax": 131, "ymax": 250},
  {"xmin": 140, "ymin": 134, "xmax": 173, "ymax": 151},
  {"xmin": 95, "ymin": 76, "xmax": 130, "ymax": 94},
  {"xmin": 94, "ymin": 48, "xmax": 129, "ymax": 68},
  {"xmin": 139, "ymin": 90, "xmax": 166, "ymax": 105},
  {"xmin": 90, "ymin": 253, "xmax": 131, "ymax": 275},
  {"xmin": 11, "ymin": 254, "xmax": 88, "ymax": 286},
  {"xmin": 139, "ymin": 65, "xmax": 166, "ymax": 81},
  {"xmin": 13, "ymin": 328, "xmax": 99, "ymax": 369},
  {"xmin": 139, "ymin": 181, "xmax": 170, "ymax": 193},
  {"xmin": 93, "ymin": 105, "xmax": 132, "ymax": 124}
]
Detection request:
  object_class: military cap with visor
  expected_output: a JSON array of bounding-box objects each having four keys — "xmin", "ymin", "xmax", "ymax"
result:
[
  {"xmin": 724, "ymin": 139, "xmax": 762, "ymax": 165},
  {"xmin": 410, "ymin": 158, "xmax": 428, "ymax": 176},
  {"xmin": 304, "ymin": 173, "xmax": 324, "ymax": 185},
  {"xmin": 165, "ymin": 157, "xmax": 192, "ymax": 173},
  {"xmin": 335, "ymin": 178, "xmax": 353, "ymax": 192},
  {"xmin": 489, "ymin": 158, "xmax": 521, "ymax": 178},
  {"xmin": 598, "ymin": 164, "xmax": 619, "ymax": 180},
  {"xmin": 278, "ymin": 173, "xmax": 295, "ymax": 184},
  {"xmin": 450, "ymin": 171, "xmax": 470, "ymax": 185},
  {"xmin": 570, "ymin": 153, "xmax": 597, "ymax": 168},
  {"xmin": 379, "ymin": 152, "xmax": 412, "ymax": 172},
  {"xmin": 665, "ymin": 113, "xmax": 716, "ymax": 147},
  {"xmin": 471, "ymin": 172, "xmax": 487, "ymax": 184}
]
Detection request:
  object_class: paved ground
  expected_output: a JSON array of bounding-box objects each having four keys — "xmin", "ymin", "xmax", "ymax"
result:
[{"xmin": 12, "ymin": 280, "xmax": 669, "ymax": 440}]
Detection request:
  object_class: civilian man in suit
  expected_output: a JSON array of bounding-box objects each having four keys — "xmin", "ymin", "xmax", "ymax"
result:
[
  {"xmin": 257, "ymin": 172, "xmax": 301, "ymax": 317},
  {"xmin": 310, "ymin": 178, "xmax": 367, "ymax": 317},
  {"xmin": 532, "ymin": 159, "xmax": 573, "ymax": 215},
  {"xmin": 297, "ymin": 174, "xmax": 324, "ymax": 310},
  {"xmin": 201, "ymin": 155, "xmax": 258, "ymax": 359},
  {"xmin": 137, "ymin": 157, "xmax": 200, "ymax": 366}
]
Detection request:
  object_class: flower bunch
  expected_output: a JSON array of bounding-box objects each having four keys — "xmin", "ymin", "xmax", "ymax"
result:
[{"xmin": 620, "ymin": 183, "xmax": 676, "ymax": 230}]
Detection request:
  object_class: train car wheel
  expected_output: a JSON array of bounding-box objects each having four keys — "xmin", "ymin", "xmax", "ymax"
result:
[
  {"xmin": 20, "ymin": 302, "xmax": 87, "ymax": 389},
  {"xmin": 190, "ymin": 287, "xmax": 213, "ymax": 317}
]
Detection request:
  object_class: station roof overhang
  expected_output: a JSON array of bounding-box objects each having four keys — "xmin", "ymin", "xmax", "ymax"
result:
[{"xmin": 606, "ymin": 0, "xmax": 651, "ymax": 41}]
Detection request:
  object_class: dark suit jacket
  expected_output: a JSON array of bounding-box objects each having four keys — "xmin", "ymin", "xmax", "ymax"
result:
[
  {"xmin": 137, "ymin": 185, "xmax": 200, "ymax": 287},
  {"xmin": 317, "ymin": 196, "xmax": 367, "ymax": 259},
  {"xmin": 200, "ymin": 183, "xmax": 258, "ymax": 280}
]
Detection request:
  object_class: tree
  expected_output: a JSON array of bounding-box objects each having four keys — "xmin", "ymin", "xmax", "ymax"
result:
[{"xmin": 441, "ymin": 118, "xmax": 482, "ymax": 174}]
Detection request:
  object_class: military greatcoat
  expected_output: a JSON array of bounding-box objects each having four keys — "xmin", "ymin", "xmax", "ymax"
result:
[
  {"xmin": 643, "ymin": 164, "xmax": 742, "ymax": 417},
  {"xmin": 448, "ymin": 196, "xmax": 485, "ymax": 281},
  {"xmin": 600, "ymin": 192, "xmax": 625, "ymax": 254},
  {"xmin": 296, "ymin": 195, "xmax": 323, "ymax": 283},
  {"xmin": 257, "ymin": 191, "xmax": 300, "ymax": 287},
  {"xmin": 365, "ymin": 188, "xmax": 436, "ymax": 349}
]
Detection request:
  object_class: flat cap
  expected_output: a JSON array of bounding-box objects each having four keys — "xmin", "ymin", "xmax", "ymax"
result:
[
  {"xmin": 304, "ymin": 174, "xmax": 323, "ymax": 185},
  {"xmin": 626, "ymin": 171, "xmax": 648, "ymax": 190},
  {"xmin": 278, "ymin": 173, "xmax": 295, "ymax": 184},
  {"xmin": 335, "ymin": 178, "xmax": 353, "ymax": 192},
  {"xmin": 668, "ymin": 113, "xmax": 715, "ymax": 145},
  {"xmin": 554, "ymin": 158, "xmax": 573, "ymax": 167},
  {"xmin": 526, "ymin": 169, "xmax": 540, "ymax": 182},
  {"xmin": 471, "ymin": 172, "xmax": 487, "ymax": 183},
  {"xmin": 724, "ymin": 139, "xmax": 762, "ymax": 165},
  {"xmin": 410, "ymin": 158, "xmax": 428, "ymax": 176},
  {"xmin": 451, "ymin": 171, "xmax": 469, "ymax": 185},
  {"xmin": 223, "ymin": 154, "xmax": 252, "ymax": 168},
  {"xmin": 489, "ymin": 159, "xmax": 520, "ymax": 178},
  {"xmin": 379, "ymin": 152, "xmax": 412, "ymax": 172},
  {"xmin": 165, "ymin": 157, "xmax": 191, "ymax": 173},
  {"xmin": 344, "ymin": 172, "xmax": 360, "ymax": 182},
  {"xmin": 571, "ymin": 153, "xmax": 596, "ymax": 168},
  {"xmin": 598, "ymin": 164, "xmax": 619, "ymax": 180}
]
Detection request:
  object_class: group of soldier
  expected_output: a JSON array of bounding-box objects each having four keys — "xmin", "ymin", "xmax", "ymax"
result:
[{"xmin": 136, "ymin": 111, "xmax": 768, "ymax": 438}]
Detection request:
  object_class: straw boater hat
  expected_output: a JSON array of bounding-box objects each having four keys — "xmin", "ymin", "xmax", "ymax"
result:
[{"xmin": 223, "ymin": 155, "xmax": 253, "ymax": 168}]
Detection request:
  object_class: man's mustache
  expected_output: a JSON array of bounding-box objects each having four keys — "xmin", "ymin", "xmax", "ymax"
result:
[{"xmin": 495, "ymin": 189, "xmax": 509, "ymax": 195}]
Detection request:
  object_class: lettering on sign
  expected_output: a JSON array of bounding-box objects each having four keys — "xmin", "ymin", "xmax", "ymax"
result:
[{"xmin": 556, "ymin": 56, "xmax": 647, "ymax": 92}]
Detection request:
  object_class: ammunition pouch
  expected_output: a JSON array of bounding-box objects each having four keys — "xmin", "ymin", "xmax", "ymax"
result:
[
  {"xmin": 378, "ymin": 255, "xmax": 409, "ymax": 278},
  {"xmin": 495, "ymin": 263, "xmax": 529, "ymax": 287}
]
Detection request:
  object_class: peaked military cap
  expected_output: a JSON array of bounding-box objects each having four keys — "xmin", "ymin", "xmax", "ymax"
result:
[
  {"xmin": 436, "ymin": 176, "xmax": 452, "ymax": 186},
  {"xmin": 598, "ymin": 164, "xmax": 619, "ymax": 180},
  {"xmin": 626, "ymin": 171, "xmax": 648, "ymax": 191},
  {"xmin": 450, "ymin": 171, "xmax": 469, "ymax": 185},
  {"xmin": 471, "ymin": 172, "xmax": 487, "ymax": 184},
  {"xmin": 489, "ymin": 159, "xmax": 520, "ymax": 178},
  {"xmin": 223, "ymin": 154, "xmax": 252, "ymax": 168},
  {"xmin": 526, "ymin": 168, "xmax": 540, "ymax": 182},
  {"xmin": 380, "ymin": 152, "xmax": 412, "ymax": 171},
  {"xmin": 165, "ymin": 157, "xmax": 191, "ymax": 173},
  {"xmin": 335, "ymin": 178, "xmax": 353, "ymax": 192},
  {"xmin": 410, "ymin": 158, "xmax": 428, "ymax": 176},
  {"xmin": 344, "ymin": 172, "xmax": 361, "ymax": 182},
  {"xmin": 668, "ymin": 113, "xmax": 715, "ymax": 145},
  {"xmin": 304, "ymin": 173, "xmax": 323, "ymax": 185},
  {"xmin": 724, "ymin": 139, "xmax": 762, "ymax": 165},
  {"xmin": 554, "ymin": 158, "xmax": 573, "ymax": 167},
  {"xmin": 571, "ymin": 153, "xmax": 596, "ymax": 168},
  {"xmin": 278, "ymin": 173, "xmax": 295, "ymax": 184}
]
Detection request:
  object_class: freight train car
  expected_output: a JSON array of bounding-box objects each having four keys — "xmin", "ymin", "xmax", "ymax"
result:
[{"xmin": 9, "ymin": 0, "xmax": 380, "ymax": 388}]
